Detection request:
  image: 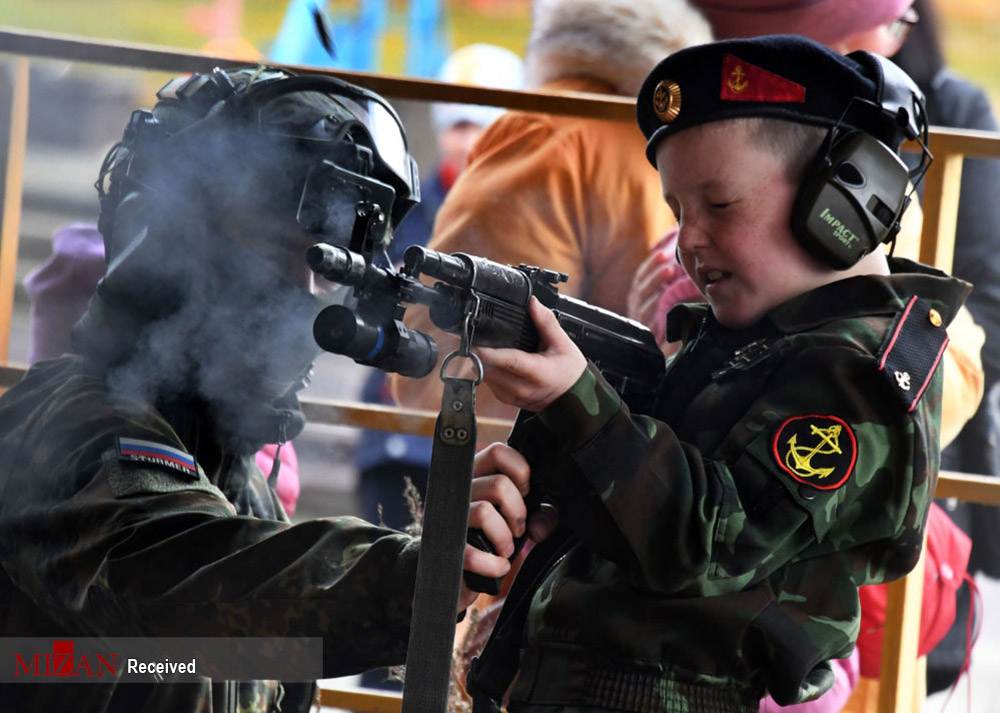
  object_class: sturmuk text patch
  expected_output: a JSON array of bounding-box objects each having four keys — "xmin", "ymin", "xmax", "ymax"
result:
[
  {"xmin": 772, "ymin": 415, "xmax": 856, "ymax": 490},
  {"xmin": 117, "ymin": 437, "xmax": 197, "ymax": 479}
]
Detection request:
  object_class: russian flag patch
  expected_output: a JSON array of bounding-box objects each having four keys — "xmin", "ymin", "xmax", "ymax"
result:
[{"xmin": 117, "ymin": 437, "xmax": 198, "ymax": 479}]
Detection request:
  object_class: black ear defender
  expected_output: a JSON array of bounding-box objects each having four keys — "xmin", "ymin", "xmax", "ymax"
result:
[
  {"xmin": 791, "ymin": 52, "xmax": 932, "ymax": 270},
  {"xmin": 95, "ymin": 109, "xmax": 161, "ymax": 249}
]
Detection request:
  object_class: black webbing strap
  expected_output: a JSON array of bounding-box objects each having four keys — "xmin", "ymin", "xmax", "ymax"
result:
[
  {"xmin": 400, "ymin": 375, "xmax": 478, "ymax": 713},
  {"xmin": 466, "ymin": 527, "xmax": 577, "ymax": 713}
]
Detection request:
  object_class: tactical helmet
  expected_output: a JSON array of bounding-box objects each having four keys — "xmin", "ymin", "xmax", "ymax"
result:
[{"xmin": 96, "ymin": 65, "xmax": 420, "ymax": 261}]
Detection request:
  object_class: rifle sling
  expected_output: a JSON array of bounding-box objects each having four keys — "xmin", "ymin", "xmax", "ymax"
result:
[{"xmin": 400, "ymin": 376, "xmax": 478, "ymax": 713}]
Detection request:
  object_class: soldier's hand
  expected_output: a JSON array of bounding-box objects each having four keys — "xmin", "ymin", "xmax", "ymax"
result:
[
  {"xmin": 475, "ymin": 297, "xmax": 587, "ymax": 413},
  {"xmin": 459, "ymin": 443, "xmax": 557, "ymax": 608}
]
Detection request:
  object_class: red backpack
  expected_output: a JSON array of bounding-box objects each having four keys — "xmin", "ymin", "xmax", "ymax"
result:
[{"xmin": 856, "ymin": 501, "xmax": 973, "ymax": 678}]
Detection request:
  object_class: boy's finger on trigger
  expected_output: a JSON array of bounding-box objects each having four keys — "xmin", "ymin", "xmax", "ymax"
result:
[{"xmin": 528, "ymin": 504, "xmax": 560, "ymax": 543}]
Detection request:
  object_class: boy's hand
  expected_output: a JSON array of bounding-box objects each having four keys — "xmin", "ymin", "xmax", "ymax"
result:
[
  {"xmin": 460, "ymin": 442, "xmax": 558, "ymax": 608},
  {"xmin": 475, "ymin": 297, "xmax": 587, "ymax": 412}
]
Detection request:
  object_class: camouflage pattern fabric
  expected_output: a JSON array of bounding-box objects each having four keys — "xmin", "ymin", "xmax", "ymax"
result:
[
  {"xmin": 0, "ymin": 356, "xmax": 419, "ymax": 712},
  {"xmin": 507, "ymin": 259, "xmax": 970, "ymax": 712}
]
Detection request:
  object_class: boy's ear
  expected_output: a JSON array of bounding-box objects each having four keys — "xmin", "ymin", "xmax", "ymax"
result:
[{"xmin": 790, "ymin": 128, "xmax": 911, "ymax": 270}]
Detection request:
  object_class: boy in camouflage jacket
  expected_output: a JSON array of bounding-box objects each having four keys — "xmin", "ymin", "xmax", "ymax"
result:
[{"xmin": 474, "ymin": 35, "xmax": 971, "ymax": 712}]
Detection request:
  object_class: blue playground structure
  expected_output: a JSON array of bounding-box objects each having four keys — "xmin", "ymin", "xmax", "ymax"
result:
[{"xmin": 269, "ymin": 0, "xmax": 450, "ymax": 78}]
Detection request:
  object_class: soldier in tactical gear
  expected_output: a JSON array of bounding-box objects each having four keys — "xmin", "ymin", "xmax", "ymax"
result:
[{"xmin": 0, "ymin": 65, "xmax": 532, "ymax": 713}]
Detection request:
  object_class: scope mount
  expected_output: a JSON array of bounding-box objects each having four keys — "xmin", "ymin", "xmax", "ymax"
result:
[
  {"xmin": 518, "ymin": 263, "xmax": 568, "ymax": 286},
  {"xmin": 347, "ymin": 200, "xmax": 387, "ymax": 260}
]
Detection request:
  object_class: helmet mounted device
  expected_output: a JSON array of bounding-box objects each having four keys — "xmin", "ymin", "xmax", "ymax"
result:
[{"xmin": 96, "ymin": 66, "xmax": 419, "ymax": 255}]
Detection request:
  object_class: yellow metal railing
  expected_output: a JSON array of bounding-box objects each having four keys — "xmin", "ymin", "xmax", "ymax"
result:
[
  {"xmin": 3, "ymin": 26, "xmax": 1000, "ymax": 713},
  {"xmin": 0, "ymin": 57, "xmax": 27, "ymax": 362}
]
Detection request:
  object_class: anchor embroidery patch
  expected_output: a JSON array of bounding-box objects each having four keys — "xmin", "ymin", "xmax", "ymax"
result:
[{"xmin": 772, "ymin": 414, "xmax": 857, "ymax": 490}]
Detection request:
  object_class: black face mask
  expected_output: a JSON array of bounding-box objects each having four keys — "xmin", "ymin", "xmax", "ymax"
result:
[
  {"xmin": 161, "ymin": 232, "xmax": 325, "ymax": 447},
  {"xmin": 199, "ymin": 238, "xmax": 323, "ymax": 396},
  {"xmin": 78, "ymin": 217, "xmax": 325, "ymax": 450}
]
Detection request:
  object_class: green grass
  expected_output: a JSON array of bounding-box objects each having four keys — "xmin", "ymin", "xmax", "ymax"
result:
[
  {"xmin": 446, "ymin": 1, "xmax": 530, "ymax": 57},
  {"xmin": 944, "ymin": 16, "xmax": 1000, "ymax": 117},
  {"xmin": 0, "ymin": 1, "xmax": 530, "ymax": 75},
  {"xmin": 0, "ymin": 1, "xmax": 212, "ymax": 48}
]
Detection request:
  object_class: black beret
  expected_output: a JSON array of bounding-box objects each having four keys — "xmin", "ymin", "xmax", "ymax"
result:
[{"xmin": 637, "ymin": 34, "xmax": 921, "ymax": 167}]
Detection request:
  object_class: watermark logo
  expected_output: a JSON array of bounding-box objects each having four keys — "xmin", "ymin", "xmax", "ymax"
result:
[
  {"xmin": 14, "ymin": 640, "xmax": 116, "ymax": 678},
  {"xmin": 2, "ymin": 637, "xmax": 322, "ymax": 683}
]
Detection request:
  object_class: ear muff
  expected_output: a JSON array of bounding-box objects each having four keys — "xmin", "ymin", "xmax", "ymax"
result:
[
  {"xmin": 790, "ymin": 50, "xmax": 931, "ymax": 271},
  {"xmin": 95, "ymin": 108, "xmax": 165, "ymax": 247},
  {"xmin": 791, "ymin": 127, "xmax": 912, "ymax": 270}
]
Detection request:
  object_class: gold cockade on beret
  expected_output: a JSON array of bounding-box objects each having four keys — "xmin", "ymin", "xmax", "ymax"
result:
[{"xmin": 652, "ymin": 79, "xmax": 682, "ymax": 123}]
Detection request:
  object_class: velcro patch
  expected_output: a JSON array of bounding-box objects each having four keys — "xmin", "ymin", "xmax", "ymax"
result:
[
  {"xmin": 117, "ymin": 436, "xmax": 197, "ymax": 479},
  {"xmin": 877, "ymin": 295, "xmax": 949, "ymax": 412},
  {"xmin": 772, "ymin": 415, "xmax": 857, "ymax": 490}
]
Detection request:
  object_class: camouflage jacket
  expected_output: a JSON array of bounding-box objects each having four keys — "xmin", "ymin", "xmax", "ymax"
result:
[
  {"xmin": 507, "ymin": 259, "xmax": 970, "ymax": 712},
  {"xmin": 0, "ymin": 356, "xmax": 418, "ymax": 713}
]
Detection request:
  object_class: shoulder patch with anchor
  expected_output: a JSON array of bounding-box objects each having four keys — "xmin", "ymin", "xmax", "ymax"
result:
[
  {"xmin": 772, "ymin": 414, "xmax": 857, "ymax": 490},
  {"xmin": 876, "ymin": 295, "xmax": 949, "ymax": 412},
  {"xmin": 117, "ymin": 436, "xmax": 198, "ymax": 480}
]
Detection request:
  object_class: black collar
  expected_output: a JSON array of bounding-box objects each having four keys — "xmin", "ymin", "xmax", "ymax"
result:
[{"xmin": 667, "ymin": 258, "xmax": 971, "ymax": 342}]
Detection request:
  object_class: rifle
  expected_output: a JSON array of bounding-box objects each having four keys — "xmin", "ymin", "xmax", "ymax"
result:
[{"xmin": 307, "ymin": 203, "xmax": 666, "ymax": 415}]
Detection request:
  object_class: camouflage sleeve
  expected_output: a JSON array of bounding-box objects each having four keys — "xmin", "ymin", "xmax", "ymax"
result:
[
  {"xmin": 4, "ymin": 452, "xmax": 418, "ymax": 677},
  {"xmin": 521, "ymin": 341, "xmax": 938, "ymax": 598}
]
